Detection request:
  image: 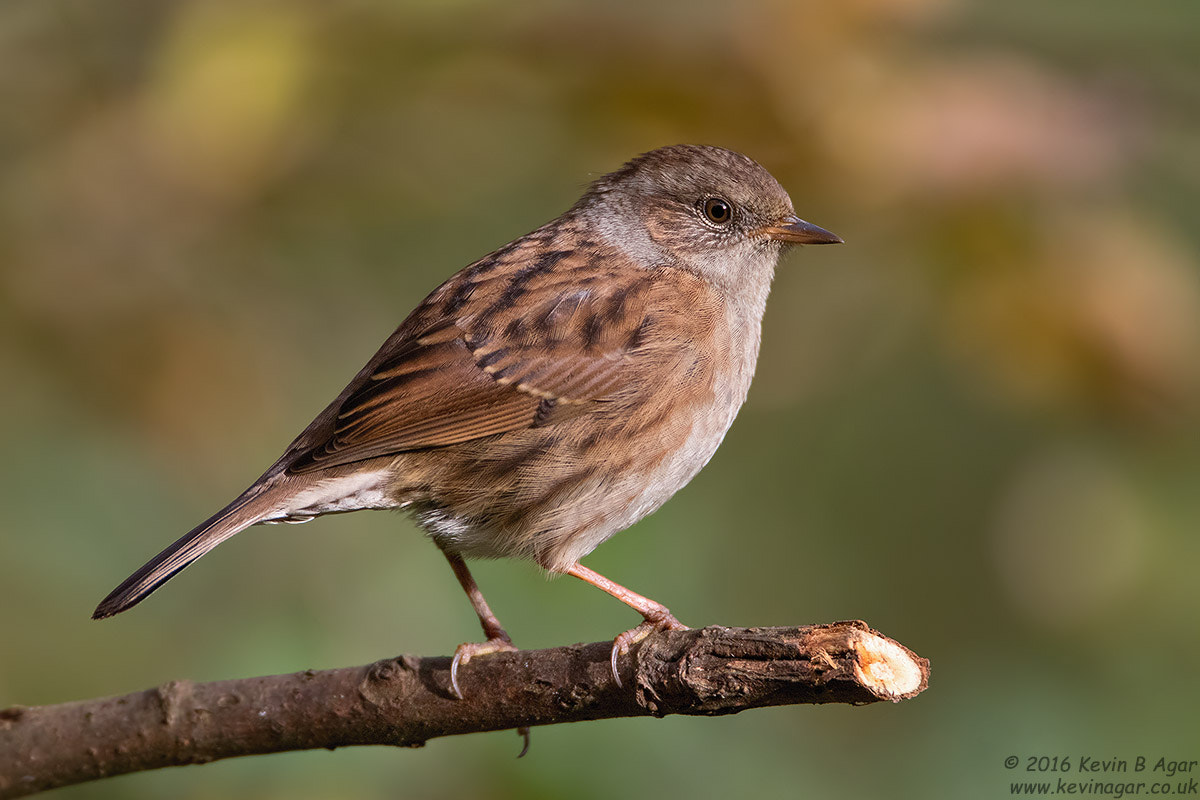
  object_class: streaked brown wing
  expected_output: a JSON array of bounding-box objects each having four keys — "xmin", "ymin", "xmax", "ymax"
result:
[{"xmin": 287, "ymin": 267, "xmax": 656, "ymax": 473}]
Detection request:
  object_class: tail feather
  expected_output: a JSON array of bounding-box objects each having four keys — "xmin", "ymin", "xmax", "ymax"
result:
[{"xmin": 93, "ymin": 488, "xmax": 276, "ymax": 620}]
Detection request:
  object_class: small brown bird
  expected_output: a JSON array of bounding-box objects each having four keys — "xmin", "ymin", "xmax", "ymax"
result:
[{"xmin": 94, "ymin": 144, "xmax": 841, "ymax": 692}]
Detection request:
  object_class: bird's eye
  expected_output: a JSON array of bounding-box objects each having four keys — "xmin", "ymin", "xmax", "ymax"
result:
[{"xmin": 702, "ymin": 197, "xmax": 733, "ymax": 225}]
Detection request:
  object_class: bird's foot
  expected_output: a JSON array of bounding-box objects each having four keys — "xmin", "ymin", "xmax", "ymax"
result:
[
  {"xmin": 610, "ymin": 610, "xmax": 688, "ymax": 689},
  {"xmin": 450, "ymin": 635, "xmax": 518, "ymax": 700}
]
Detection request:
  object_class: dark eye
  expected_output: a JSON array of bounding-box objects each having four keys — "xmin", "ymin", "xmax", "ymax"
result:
[{"xmin": 702, "ymin": 197, "xmax": 732, "ymax": 225}]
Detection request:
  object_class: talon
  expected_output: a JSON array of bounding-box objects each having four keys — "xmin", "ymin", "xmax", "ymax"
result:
[
  {"xmin": 608, "ymin": 613, "xmax": 689, "ymax": 688},
  {"xmin": 517, "ymin": 726, "xmax": 531, "ymax": 758},
  {"xmin": 611, "ymin": 642, "xmax": 623, "ymax": 689},
  {"xmin": 450, "ymin": 637, "xmax": 517, "ymax": 700},
  {"xmin": 449, "ymin": 650, "xmax": 467, "ymax": 701}
]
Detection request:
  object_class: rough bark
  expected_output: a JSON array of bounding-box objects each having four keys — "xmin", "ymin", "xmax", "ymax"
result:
[{"xmin": 0, "ymin": 621, "xmax": 928, "ymax": 798}]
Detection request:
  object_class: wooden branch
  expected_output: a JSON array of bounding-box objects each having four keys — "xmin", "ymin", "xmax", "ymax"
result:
[{"xmin": 0, "ymin": 621, "xmax": 928, "ymax": 798}]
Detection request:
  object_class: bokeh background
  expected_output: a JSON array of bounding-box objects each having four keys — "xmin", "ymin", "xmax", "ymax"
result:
[{"xmin": 3, "ymin": 0, "xmax": 1198, "ymax": 797}]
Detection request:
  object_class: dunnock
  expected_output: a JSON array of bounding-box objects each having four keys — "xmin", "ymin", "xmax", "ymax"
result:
[{"xmin": 94, "ymin": 144, "xmax": 841, "ymax": 692}]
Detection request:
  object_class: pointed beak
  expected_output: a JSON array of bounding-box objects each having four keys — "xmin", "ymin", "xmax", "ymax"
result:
[{"xmin": 759, "ymin": 215, "xmax": 843, "ymax": 245}]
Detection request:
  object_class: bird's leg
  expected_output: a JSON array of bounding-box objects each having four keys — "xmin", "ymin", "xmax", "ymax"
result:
[
  {"xmin": 442, "ymin": 551, "xmax": 530, "ymax": 756},
  {"xmin": 442, "ymin": 551, "xmax": 518, "ymax": 700},
  {"xmin": 564, "ymin": 562, "xmax": 689, "ymax": 688}
]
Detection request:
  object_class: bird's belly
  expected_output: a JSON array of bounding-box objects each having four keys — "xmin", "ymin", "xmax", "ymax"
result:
[
  {"xmin": 553, "ymin": 404, "xmax": 736, "ymax": 566},
  {"xmin": 416, "ymin": 382, "xmax": 744, "ymax": 572}
]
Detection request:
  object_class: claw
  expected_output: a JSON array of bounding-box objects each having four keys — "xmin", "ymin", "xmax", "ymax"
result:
[
  {"xmin": 450, "ymin": 637, "xmax": 517, "ymax": 700},
  {"xmin": 517, "ymin": 726, "xmax": 531, "ymax": 758},
  {"xmin": 611, "ymin": 641, "xmax": 623, "ymax": 688},
  {"xmin": 609, "ymin": 614, "xmax": 688, "ymax": 688}
]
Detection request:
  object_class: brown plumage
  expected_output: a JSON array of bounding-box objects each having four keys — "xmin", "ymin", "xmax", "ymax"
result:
[{"xmin": 93, "ymin": 144, "xmax": 841, "ymax": 691}]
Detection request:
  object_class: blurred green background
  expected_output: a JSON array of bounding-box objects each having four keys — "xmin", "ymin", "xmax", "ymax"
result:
[{"xmin": 3, "ymin": 0, "xmax": 1199, "ymax": 797}]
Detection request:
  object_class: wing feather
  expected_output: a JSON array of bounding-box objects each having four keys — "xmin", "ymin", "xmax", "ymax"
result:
[{"xmin": 287, "ymin": 260, "xmax": 659, "ymax": 473}]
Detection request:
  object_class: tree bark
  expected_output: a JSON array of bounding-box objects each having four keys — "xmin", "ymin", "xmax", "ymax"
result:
[{"xmin": 0, "ymin": 620, "xmax": 928, "ymax": 798}]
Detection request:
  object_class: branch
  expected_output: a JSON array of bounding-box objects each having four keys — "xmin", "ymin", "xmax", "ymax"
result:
[{"xmin": 0, "ymin": 620, "xmax": 928, "ymax": 798}]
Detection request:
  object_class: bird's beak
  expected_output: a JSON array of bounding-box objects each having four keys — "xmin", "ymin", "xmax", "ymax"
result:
[{"xmin": 759, "ymin": 215, "xmax": 843, "ymax": 245}]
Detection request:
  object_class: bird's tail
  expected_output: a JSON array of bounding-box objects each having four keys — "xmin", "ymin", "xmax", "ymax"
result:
[{"xmin": 92, "ymin": 485, "xmax": 281, "ymax": 620}]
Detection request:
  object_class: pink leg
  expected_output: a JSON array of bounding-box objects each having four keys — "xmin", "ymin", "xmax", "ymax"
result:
[
  {"xmin": 445, "ymin": 551, "xmax": 512, "ymax": 645},
  {"xmin": 443, "ymin": 551, "xmax": 529, "ymax": 756},
  {"xmin": 565, "ymin": 563, "xmax": 688, "ymax": 688},
  {"xmin": 444, "ymin": 552, "xmax": 518, "ymax": 701}
]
